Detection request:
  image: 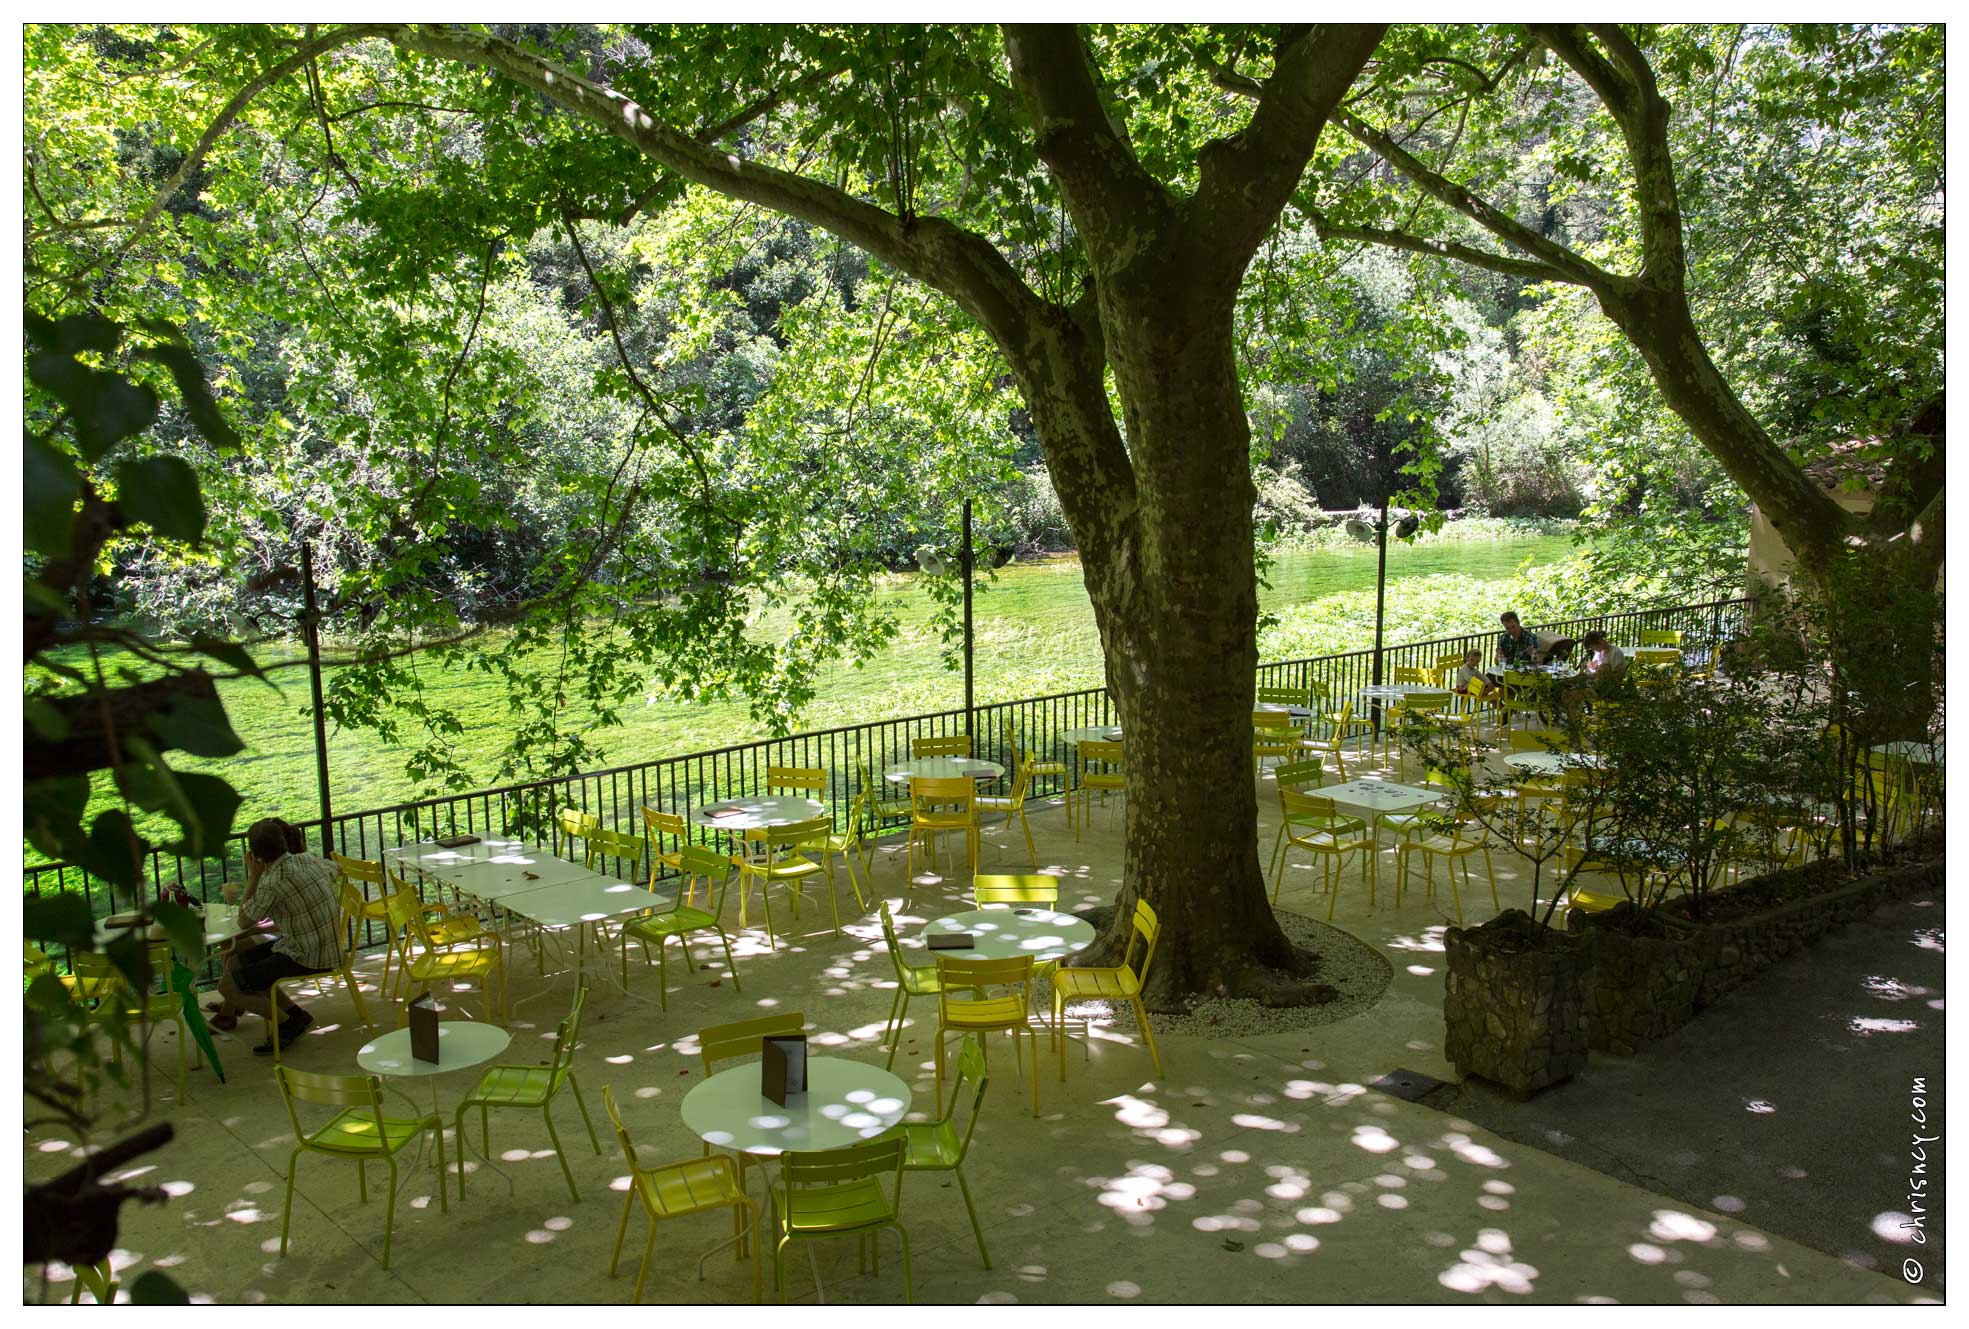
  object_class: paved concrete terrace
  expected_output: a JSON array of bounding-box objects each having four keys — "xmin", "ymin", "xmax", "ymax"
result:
[{"xmin": 25, "ymin": 742, "xmax": 1929, "ymax": 1305}]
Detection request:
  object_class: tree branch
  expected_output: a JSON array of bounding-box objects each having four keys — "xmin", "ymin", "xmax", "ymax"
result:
[{"xmin": 1312, "ymin": 215, "xmax": 1574, "ymax": 283}]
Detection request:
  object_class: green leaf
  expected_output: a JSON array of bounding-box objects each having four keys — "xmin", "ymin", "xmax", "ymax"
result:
[
  {"xmin": 23, "ymin": 695, "xmax": 70, "ymax": 743},
  {"xmin": 147, "ymin": 693, "xmax": 245, "ymax": 758},
  {"xmin": 114, "ymin": 455, "xmax": 206, "ymax": 544},
  {"xmin": 156, "ymin": 771, "xmax": 244, "ymax": 859},
  {"xmin": 149, "ymin": 900, "xmax": 207, "ymax": 965},
  {"xmin": 24, "ymin": 775, "xmax": 90, "ymax": 861},
  {"xmin": 136, "ymin": 339, "xmax": 241, "ymax": 449},
  {"xmin": 50, "ymin": 313, "xmax": 123, "ymax": 356},
  {"xmin": 78, "ymin": 809, "xmax": 144, "ymax": 892},
  {"xmin": 23, "ymin": 435, "xmax": 82, "ymax": 554},
  {"xmin": 23, "ymin": 892, "xmax": 96, "ymax": 949},
  {"xmin": 187, "ymin": 634, "xmax": 264, "ymax": 678},
  {"xmin": 131, "ymin": 1273, "xmax": 192, "ymax": 1306}
]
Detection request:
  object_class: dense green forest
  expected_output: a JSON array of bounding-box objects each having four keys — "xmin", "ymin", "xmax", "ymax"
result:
[{"xmin": 24, "ymin": 26, "xmax": 1939, "ymax": 996}]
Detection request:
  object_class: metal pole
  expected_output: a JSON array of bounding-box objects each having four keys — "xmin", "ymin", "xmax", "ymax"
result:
[
  {"xmin": 962, "ymin": 498, "xmax": 975, "ymax": 736},
  {"xmin": 300, "ymin": 541, "xmax": 334, "ymax": 855},
  {"xmin": 1371, "ymin": 494, "xmax": 1390, "ymax": 738}
]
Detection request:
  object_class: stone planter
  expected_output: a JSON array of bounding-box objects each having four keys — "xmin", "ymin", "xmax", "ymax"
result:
[
  {"xmin": 1581, "ymin": 927, "xmax": 1701, "ymax": 1055},
  {"xmin": 1444, "ymin": 909, "xmax": 1590, "ymax": 1098}
]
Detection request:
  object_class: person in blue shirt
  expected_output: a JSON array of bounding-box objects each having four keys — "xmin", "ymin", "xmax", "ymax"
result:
[{"xmin": 1496, "ymin": 612, "xmax": 1545, "ymax": 669}]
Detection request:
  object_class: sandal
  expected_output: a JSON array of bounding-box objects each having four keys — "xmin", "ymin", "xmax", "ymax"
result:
[{"xmin": 207, "ymin": 1012, "xmax": 239, "ymax": 1032}]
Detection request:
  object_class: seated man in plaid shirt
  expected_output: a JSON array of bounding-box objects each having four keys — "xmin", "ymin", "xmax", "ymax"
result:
[{"xmin": 212, "ymin": 818, "xmax": 343, "ymax": 1054}]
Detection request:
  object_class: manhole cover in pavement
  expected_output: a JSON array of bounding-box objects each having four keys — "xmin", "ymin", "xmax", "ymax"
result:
[{"xmin": 1371, "ymin": 1067, "xmax": 1446, "ymax": 1102}]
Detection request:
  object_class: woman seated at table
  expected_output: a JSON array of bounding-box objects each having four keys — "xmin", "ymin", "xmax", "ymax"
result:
[
  {"xmin": 209, "ymin": 818, "xmax": 342, "ymax": 1054},
  {"xmin": 1581, "ymin": 631, "xmax": 1627, "ymax": 676}
]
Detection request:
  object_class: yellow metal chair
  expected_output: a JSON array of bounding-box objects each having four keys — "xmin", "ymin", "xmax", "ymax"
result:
[
  {"xmin": 1386, "ymin": 689, "xmax": 1453, "ymax": 777},
  {"xmin": 911, "ymin": 734, "xmax": 972, "ymax": 758},
  {"xmin": 1256, "ymin": 683, "xmax": 1309, "ymax": 707},
  {"xmin": 859, "ymin": 759, "xmax": 915, "ymax": 874},
  {"xmin": 974, "ymin": 757, "xmax": 1037, "ymax": 864},
  {"xmin": 1507, "ymin": 728, "xmax": 1569, "ymax": 754},
  {"xmin": 1050, "ymin": 897, "xmax": 1165, "ymax": 1083},
  {"xmin": 901, "ymin": 1032, "xmax": 992, "ymax": 1268},
  {"xmin": 382, "ymin": 866, "xmax": 492, "ymax": 988},
  {"xmin": 1498, "ymin": 670, "xmax": 1548, "ymax": 730},
  {"xmin": 641, "ymin": 806, "xmax": 690, "ymax": 895},
  {"xmin": 559, "ymin": 806, "xmax": 599, "ymax": 861},
  {"xmin": 1003, "ymin": 720, "xmax": 1068, "ymax": 819},
  {"xmin": 454, "ymin": 986, "xmax": 600, "ymax": 1203},
  {"xmin": 619, "ymin": 844, "xmax": 743, "ymax": 1008},
  {"xmin": 1266, "ymin": 757, "xmax": 1351, "ymax": 886},
  {"xmin": 973, "ymin": 874, "xmax": 1060, "ymax": 906},
  {"xmin": 1273, "ymin": 790, "xmax": 1372, "ymax": 915},
  {"xmin": 388, "ymin": 889, "xmax": 507, "ymax": 1026},
  {"xmin": 579, "ymin": 823, "xmax": 646, "ymax": 954},
  {"xmin": 806, "ymin": 788, "xmax": 870, "ymax": 910},
  {"xmin": 935, "ymin": 954, "xmax": 1042, "ymax": 1117},
  {"xmin": 697, "ymin": 1013, "xmax": 806, "ymax": 1199},
  {"xmin": 735, "ymin": 815, "xmax": 838, "ymax": 945},
  {"xmin": 603, "ymin": 1085, "xmax": 761, "ymax": 1304},
  {"xmin": 906, "ymin": 775, "xmax": 979, "ymax": 877},
  {"xmin": 1637, "ymin": 628, "xmax": 1683, "ymax": 646},
  {"xmin": 1253, "ymin": 709, "xmax": 1304, "ymax": 773},
  {"xmin": 1394, "ymin": 806, "xmax": 1499, "ymax": 923},
  {"xmin": 267, "ymin": 885, "xmax": 382, "ymax": 1061},
  {"xmin": 878, "ymin": 903, "xmax": 941, "ymax": 1070},
  {"xmin": 765, "ymin": 764, "xmax": 827, "ymax": 796},
  {"xmin": 1298, "ymin": 701, "xmax": 1367, "ymax": 780},
  {"xmin": 89, "ymin": 939, "xmax": 194, "ymax": 1102},
  {"xmin": 275, "ymin": 1065, "xmax": 446, "ymax": 1270},
  {"xmin": 769, "ymin": 1136, "xmax": 913, "ymax": 1303},
  {"xmin": 332, "ymin": 852, "xmax": 404, "ymax": 992},
  {"xmin": 1074, "ymin": 739, "xmax": 1125, "ymax": 840},
  {"xmin": 1392, "ymin": 665, "xmax": 1434, "ymax": 685}
]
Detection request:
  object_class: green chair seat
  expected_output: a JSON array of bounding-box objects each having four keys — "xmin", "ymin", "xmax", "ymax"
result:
[
  {"xmin": 777, "ymin": 1176, "xmax": 894, "ymax": 1233},
  {"xmin": 461, "ymin": 1063, "xmax": 560, "ymax": 1108},
  {"xmin": 900, "ymin": 1119, "xmax": 964, "ymax": 1170},
  {"xmin": 307, "ymin": 1107, "xmax": 434, "ymax": 1155},
  {"xmin": 622, "ymin": 906, "xmax": 719, "ymax": 941}
]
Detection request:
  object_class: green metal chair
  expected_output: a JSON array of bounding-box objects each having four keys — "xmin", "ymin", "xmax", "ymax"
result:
[
  {"xmin": 900, "ymin": 1033, "xmax": 992, "ymax": 1268},
  {"xmin": 603, "ymin": 1085, "xmax": 761, "ymax": 1303},
  {"xmin": 618, "ymin": 844, "xmax": 743, "ymax": 1009},
  {"xmin": 878, "ymin": 902, "xmax": 941, "ymax": 1070},
  {"xmin": 275, "ymin": 1066, "xmax": 446, "ymax": 1270},
  {"xmin": 453, "ymin": 986, "xmax": 601, "ymax": 1202},
  {"xmin": 770, "ymin": 1134, "xmax": 913, "ymax": 1303}
]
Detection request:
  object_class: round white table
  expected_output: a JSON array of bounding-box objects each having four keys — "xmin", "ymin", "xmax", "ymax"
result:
[
  {"xmin": 1061, "ymin": 724, "xmax": 1125, "ymax": 746},
  {"xmin": 1503, "ymin": 751, "xmax": 1607, "ymax": 777},
  {"xmin": 883, "ymin": 757, "xmax": 1006, "ymax": 785},
  {"xmin": 681, "ymin": 1056, "xmax": 911, "ymax": 1156},
  {"xmin": 690, "ymin": 795, "xmax": 827, "ymax": 831},
  {"xmin": 357, "ymin": 1021, "xmax": 513, "ymax": 1195},
  {"xmin": 1358, "ymin": 684, "xmax": 1449, "ymax": 703},
  {"xmin": 922, "ymin": 907, "xmax": 1096, "ymax": 963},
  {"xmin": 1253, "ymin": 702, "xmax": 1316, "ymax": 719}
]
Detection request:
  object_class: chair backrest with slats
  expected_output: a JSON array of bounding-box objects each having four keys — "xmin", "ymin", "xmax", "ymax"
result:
[
  {"xmin": 698, "ymin": 1011, "xmax": 806, "ymax": 1075},
  {"xmin": 1393, "ymin": 666, "xmax": 1432, "ymax": 685},
  {"xmin": 909, "ymin": 777, "xmax": 975, "ymax": 816},
  {"xmin": 585, "ymin": 825, "xmax": 645, "ymax": 877},
  {"xmin": 936, "ymin": 954, "xmax": 1034, "ymax": 1020},
  {"xmin": 879, "ymin": 903, "xmax": 915, "ymax": 982},
  {"xmin": 642, "ymin": 806, "xmax": 688, "ymax": 858},
  {"xmin": 781, "ymin": 1136, "xmax": 907, "ymax": 1219},
  {"xmin": 912, "ymin": 735, "xmax": 973, "ymax": 758},
  {"xmin": 1508, "ymin": 728, "xmax": 1568, "ymax": 754},
  {"xmin": 1122, "ymin": 898, "xmax": 1162, "ymax": 988},
  {"xmin": 332, "ymin": 852, "xmax": 387, "ymax": 888},
  {"xmin": 673, "ymin": 843, "xmax": 737, "ymax": 912},
  {"xmin": 601, "ymin": 1084, "xmax": 639, "ymax": 1172},
  {"xmin": 742, "ymin": 816, "xmax": 832, "ymax": 858},
  {"xmin": 1280, "ymin": 788, "xmax": 1344, "ymax": 826},
  {"xmin": 944, "ymin": 1034, "xmax": 990, "ymax": 1163},
  {"xmin": 549, "ymin": 987, "xmax": 589, "ymax": 1088},
  {"xmin": 1637, "ymin": 628, "xmax": 1683, "ymax": 646},
  {"xmin": 277, "ymin": 1066, "xmax": 387, "ymax": 1145},
  {"xmin": 1257, "ymin": 684, "xmax": 1308, "ymax": 706},
  {"xmin": 766, "ymin": 765, "xmax": 827, "ymax": 795},
  {"xmin": 1273, "ymin": 758, "xmax": 1323, "ymax": 794},
  {"xmin": 1253, "ymin": 710, "xmax": 1297, "ymax": 731},
  {"xmin": 1078, "ymin": 739, "xmax": 1124, "ymax": 772},
  {"xmin": 974, "ymin": 876, "xmax": 1059, "ymax": 906}
]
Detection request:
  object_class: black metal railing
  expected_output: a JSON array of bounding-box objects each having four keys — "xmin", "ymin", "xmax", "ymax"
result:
[{"xmin": 24, "ymin": 595, "xmax": 1751, "ymax": 973}]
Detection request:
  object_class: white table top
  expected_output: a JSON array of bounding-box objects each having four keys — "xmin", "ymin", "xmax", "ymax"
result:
[
  {"xmin": 682, "ymin": 1055, "xmax": 911, "ymax": 1156},
  {"xmin": 883, "ymin": 757, "xmax": 1006, "ymax": 784},
  {"xmin": 385, "ymin": 837, "xmax": 532, "ymax": 870},
  {"xmin": 451, "ymin": 855, "xmax": 605, "ymax": 899},
  {"xmin": 1062, "ymin": 725, "xmax": 1125, "ymax": 746},
  {"xmin": 922, "ymin": 907, "xmax": 1096, "ymax": 963},
  {"xmin": 96, "ymin": 904, "xmax": 258, "ymax": 950},
  {"xmin": 494, "ymin": 876, "xmax": 658, "ymax": 927},
  {"xmin": 1357, "ymin": 683, "xmax": 1447, "ymax": 701},
  {"xmin": 1253, "ymin": 702, "xmax": 1316, "ymax": 718},
  {"xmin": 1872, "ymin": 740, "xmax": 1944, "ymax": 764},
  {"xmin": 690, "ymin": 795, "xmax": 827, "ymax": 831},
  {"xmin": 1320, "ymin": 779, "xmax": 1446, "ymax": 814},
  {"xmin": 1503, "ymin": 751, "xmax": 1608, "ymax": 776},
  {"xmin": 358, "ymin": 1021, "xmax": 511, "ymax": 1079}
]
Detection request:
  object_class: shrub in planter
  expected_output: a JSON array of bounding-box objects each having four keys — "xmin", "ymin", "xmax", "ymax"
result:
[{"xmin": 1444, "ymin": 909, "xmax": 1591, "ymax": 1097}]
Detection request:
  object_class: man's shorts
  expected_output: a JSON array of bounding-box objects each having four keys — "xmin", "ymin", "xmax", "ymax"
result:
[{"xmin": 232, "ymin": 942, "xmax": 326, "ymax": 994}]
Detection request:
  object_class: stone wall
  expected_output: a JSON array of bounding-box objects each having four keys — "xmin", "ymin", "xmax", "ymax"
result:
[
  {"xmin": 1586, "ymin": 855, "xmax": 1943, "ymax": 1054},
  {"xmin": 1444, "ymin": 910, "xmax": 1591, "ymax": 1098}
]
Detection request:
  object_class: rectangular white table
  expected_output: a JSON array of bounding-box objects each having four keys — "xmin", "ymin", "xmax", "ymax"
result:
[
  {"xmin": 489, "ymin": 875, "xmax": 658, "ymax": 994},
  {"xmin": 1318, "ymin": 779, "xmax": 1448, "ymax": 901}
]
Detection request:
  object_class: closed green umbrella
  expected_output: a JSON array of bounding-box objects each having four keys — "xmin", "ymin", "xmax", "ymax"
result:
[{"xmin": 169, "ymin": 961, "xmax": 225, "ymax": 1084}]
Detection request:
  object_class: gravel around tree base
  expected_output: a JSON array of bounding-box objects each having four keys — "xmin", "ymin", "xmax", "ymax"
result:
[{"xmin": 1063, "ymin": 910, "xmax": 1394, "ymax": 1039}]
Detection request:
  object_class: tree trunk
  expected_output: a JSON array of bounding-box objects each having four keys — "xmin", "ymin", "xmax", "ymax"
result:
[{"xmin": 1037, "ymin": 301, "xmax": 1319, "ymax": 1009}]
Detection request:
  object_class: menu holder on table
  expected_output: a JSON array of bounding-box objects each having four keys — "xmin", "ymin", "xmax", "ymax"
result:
[
  {"xmin": 435, "ymin": 834, "xmax": 481, "ymax": 849},
  {"xmin": 762, "ymin": 1034, "xmax": 808, "ymax": 1106},
  {"xmin": 408, "ymin": 993, "xmax": 441, "ymax": 1064},
  {"xmin": 928, "ymin": 932, "xmax": 974, "ymax": 950}
]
